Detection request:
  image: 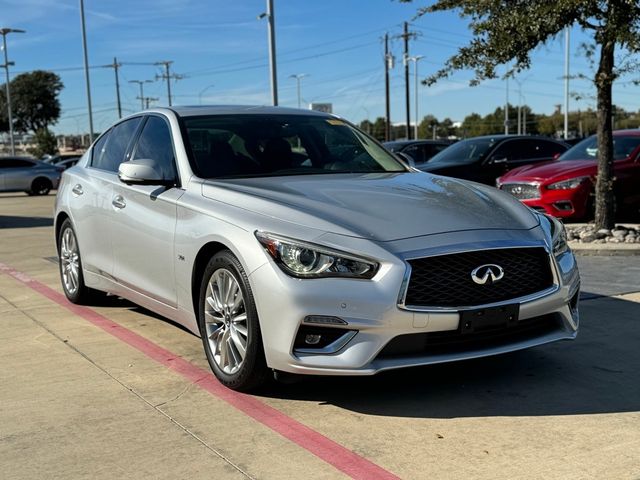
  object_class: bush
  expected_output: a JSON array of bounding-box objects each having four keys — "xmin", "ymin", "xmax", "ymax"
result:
[{"xmin": 29, "ymin": 128, "xmax": 58, "ymax": 158}]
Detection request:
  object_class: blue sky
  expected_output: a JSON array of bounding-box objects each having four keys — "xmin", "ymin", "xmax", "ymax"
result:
[{"xmin": 3, "ymin": 0, "xmax": 639, "ymax": 134}]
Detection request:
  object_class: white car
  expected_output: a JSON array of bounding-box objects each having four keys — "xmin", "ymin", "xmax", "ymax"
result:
[{"xmin": 54, "ymin": 106, "xmax": 580, "ymax": 391}]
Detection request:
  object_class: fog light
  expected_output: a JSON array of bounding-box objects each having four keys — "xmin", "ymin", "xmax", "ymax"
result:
[
  {"xmin": 304, "ymin": 334, "xmax": 322, "ymax": 345},
  {"xmin": 293, "ymin": 325, "xmax": 357, "ymax": 353},
  {"xmin": 553, "ymin": 201, "xmax": 573, "ymax": 211}
]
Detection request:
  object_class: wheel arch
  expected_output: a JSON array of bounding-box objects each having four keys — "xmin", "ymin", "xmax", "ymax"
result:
[
  {"xmin": 32, "ymin": 176, "xmax": 53, "ymax": 188},
  {"xmin": 190, "ymin": 241, "xmax": 233, "ymax": 324},
  {"xmin": 54, "ymin": 211, "xmax": 71, "ymax": 253}
]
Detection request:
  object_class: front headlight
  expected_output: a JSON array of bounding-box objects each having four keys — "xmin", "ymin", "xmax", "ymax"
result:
[
  {"xmin": 547, "ymin": 176, "xmax": 589, "ymax": 190},
  {"xmin": 255, "ymin": 231, "xmax": 379, "ymax": 279},
  {"xmin": 544, "ymin": 214, "xmax": 569, "ymax": 256}
]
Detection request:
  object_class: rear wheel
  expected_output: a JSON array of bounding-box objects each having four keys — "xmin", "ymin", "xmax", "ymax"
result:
[
  {"xmin": 58, "ymin": 219, "xmax": 99, "ymax": 304},
  {"xmin": 29, "ymin": 178, "xmax": 52, "ymax": 196},
  {"xmin": 198, "ymin": 251, "xmax": 269, "ymax": 391}
]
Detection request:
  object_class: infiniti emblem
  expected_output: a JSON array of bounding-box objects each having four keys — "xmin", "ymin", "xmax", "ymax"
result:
[{"xmin": 471, "ymin": 264, "xmax": 505, "ymax": 285}]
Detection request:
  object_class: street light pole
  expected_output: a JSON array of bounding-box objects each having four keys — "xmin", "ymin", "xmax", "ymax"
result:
[
  {"xmin": 504, "ymin": 74, "xmax": 509, "ymax": 135},
  {"xmin": 198, "ymin": 83, "xmax": 215, "ymax": 104},
  {"xmin": 0, "ymin": 28, "xmax": 25, "ymax": 155},
  {"xmin": 289, "ymin": 74, "xmax": 307, "ymax": 108},
  {"xmin": 564, "ymin": 26, "xmax": 570, "ymax": 139},
  {"xmin": 79, "ymin": 0, "xmax": 94, "ymax": 142},
  {"xmin": 408, "ymin": 55, "xmax": 424, "ymax": 139},
  {"xmin": 259, "ymin": 0, "xmax": 278, "ymax": 106}
]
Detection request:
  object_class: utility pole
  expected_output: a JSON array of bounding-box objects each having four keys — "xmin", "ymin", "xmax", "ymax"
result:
[
  {"xmin": 155, "ymin": 60, "xmax": 183, "ymax": 106},
  {"xmin": 408, "ymin": 55, "xmax": 424, "ymax": 139},
  {"xmin": 267, "ymin": 0, "xmax": 278, "ymax": 106},
  {"xmin": 289, "ymin": 73, "xmax": 307, "ymax": 108},
  {"xmin": 402, "ymin": 22, "xmax": 411, "ymax": 139},
  {"xmin": 0, "ymin": 27, "xmax": 25, "ymax": 155},
  {"xmin": 258, "ymin": 0, "xmax": 278, "ymax": 106},
  {"xmin": 564, "ymin": 26, "xmax": 570, "ymax": 139},
  {"xmin": 384, "ymin": 33, "xmax": 392, "ymax": 141},
  {"xmin": 143, "ymin": 97, "xmax": 159, "ymax": 109},
  {"xmin": 104, "ymin": 57, "xmax": 122, "ymax": 118},
  {"xmin": 504, "ymin": 74, "xmax": 509, "ymax": 135},
  {"xmin": 129, "ymin": 79, "xmax": 153, "ymax": 110},
  {"xmin": 79, "ymin": 0, "xmax": 94, "ymax": 142}
]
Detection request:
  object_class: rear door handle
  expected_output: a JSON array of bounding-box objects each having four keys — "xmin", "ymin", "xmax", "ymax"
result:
[
  {"xmin": 72, "ymin": 184, "xmax": 83, "ymax": 196},
  {"xmin": 112, "ymin": 195, "xmax": 126, "ymax": 209}
]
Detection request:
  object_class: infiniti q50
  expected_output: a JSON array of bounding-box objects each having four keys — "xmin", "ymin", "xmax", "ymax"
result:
[{"xmin": 54, "ymin": 106, "xmax": 580, "ymax": 391}]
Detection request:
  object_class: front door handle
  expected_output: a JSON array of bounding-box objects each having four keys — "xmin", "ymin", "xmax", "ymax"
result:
[
  {"xmin": 72, "ymin": 184, "xmax": 83, "ymax": 196},
  {"xmin": 112, "ymin": 195, "xmax": 126, "ymax": 209}
]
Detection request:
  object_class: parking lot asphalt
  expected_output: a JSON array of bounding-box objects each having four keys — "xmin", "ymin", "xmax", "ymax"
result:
[{"xmin": 1, "ymin": 193, "xmax": 639, "ymax": 480}]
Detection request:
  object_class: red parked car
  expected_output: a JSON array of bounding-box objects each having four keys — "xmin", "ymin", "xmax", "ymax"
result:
[{"xmin": 497, "ymin": 130, "xmax": 640, "ymax": 220}]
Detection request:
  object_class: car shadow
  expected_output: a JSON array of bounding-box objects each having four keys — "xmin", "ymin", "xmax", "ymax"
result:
[
  {"xmin": 257, "ymin": 295, "xmax": 640, "ymax": 418},
  {"xmin": 0, "ymin": 215, "xmax": 53, "ymax": 229},
  {"xmin": 90, "ymin": 294, "xmax": 196, "ymax": 336}
]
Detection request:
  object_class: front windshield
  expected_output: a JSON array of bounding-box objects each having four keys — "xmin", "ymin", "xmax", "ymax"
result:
[
  {"xmin": 182, "ymin": 114, "xmax": 406, "ymax": 178},
  {"xmin": 559, "ymin": 135, "xmax": 640, "ymax": 161},
  {"xmin": 427, "ymin": 137, "xmax": 497, "ymax": 165}
]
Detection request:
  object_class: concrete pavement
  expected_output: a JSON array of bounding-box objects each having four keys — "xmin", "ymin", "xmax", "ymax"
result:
[{"xmin": 1, "ymin": 193, "xmax": 639, "ymax": 480}]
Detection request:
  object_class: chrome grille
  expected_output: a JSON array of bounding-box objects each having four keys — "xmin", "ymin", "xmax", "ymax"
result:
[
  {"xmin": 403, "ymin": 248, "xmax": 554, "ymax": 308},
  {"xmin": 501, "ymin": 183, "xmax": 540, "ymax": 200}
]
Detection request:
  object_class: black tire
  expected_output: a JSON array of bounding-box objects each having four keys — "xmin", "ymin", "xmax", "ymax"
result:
[
  {"xmin": 198, "ymin": 250, "xmax": 269, "ymax": 391},
  {"xmin": 29, "ymin": 177, "xmax": 52, "ymax": 196},
  {"xmin": 57, "ymin": 219, "xmax": 100, "ymax": 304}
]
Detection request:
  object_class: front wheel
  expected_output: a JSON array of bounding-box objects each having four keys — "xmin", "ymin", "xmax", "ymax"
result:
[{"xmin": 198, "ymin": 251, "xmax": 269, "ymax": 391}]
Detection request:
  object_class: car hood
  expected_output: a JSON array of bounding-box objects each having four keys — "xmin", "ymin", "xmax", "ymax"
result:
[
  {"xmin": 201, "ymin": 172, "xmax": 539, "ymax": 242},
  {"xmin": 418, "ymin": 161, "xmax": 464, "ymax": 173},
  {"xmin": 502, "ymin": 159, "xmax": 596, "ymax": 182}
]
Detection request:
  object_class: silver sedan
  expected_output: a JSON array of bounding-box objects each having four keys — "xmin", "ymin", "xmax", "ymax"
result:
[
  {"xmin": 1, "ymin": 156, "xmax": 62, "ymax": 195},
  {"xmin": 54, "ymin": 106, "xmax": 580, "ymax": 391}
]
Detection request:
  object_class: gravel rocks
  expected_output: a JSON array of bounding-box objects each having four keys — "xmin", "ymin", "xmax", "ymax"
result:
[{"xmin": 566, "ymin": 224, "xmax": 640, "ymax": 244}]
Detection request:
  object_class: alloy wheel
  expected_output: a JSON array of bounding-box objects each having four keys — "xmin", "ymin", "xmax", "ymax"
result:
[
  {"xmin": 60, "ymin": 227, "xmax": 80, "ymax": 295},
  {"xmin": 204, "ymin": 268, "xmax": 249, "ymax": 375}
]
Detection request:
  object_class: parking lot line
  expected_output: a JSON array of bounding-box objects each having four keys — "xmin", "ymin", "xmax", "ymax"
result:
[{"xmin": 0, "ymin": 262, "xmax": 399, "ymax": 480}]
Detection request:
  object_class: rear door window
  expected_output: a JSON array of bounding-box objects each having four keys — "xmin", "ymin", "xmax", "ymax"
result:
[
  {"xmin": 92, "ymin": 117, "xmax": 142, "ymax": 172},
  {"xmin": 91, "ymin": 131, "xmax": 110, "ymax": 168},
  {"xmin": 531, "ymin": 140, "xmax": 566, "ymax": 158},
  {"xmin": 3, "ymin": 159, "xmax": 35, "ymax": 168}
]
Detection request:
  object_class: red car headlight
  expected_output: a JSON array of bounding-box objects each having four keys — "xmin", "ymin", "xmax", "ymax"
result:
[{"xmin": 547, "ymin": 176, "xmax": 589, "ymax": 190}]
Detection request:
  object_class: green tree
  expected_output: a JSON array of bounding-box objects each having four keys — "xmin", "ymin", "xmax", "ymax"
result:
[
  {"xmin": 28, "ymin": 128, "xmax": 58, "ymax": 158},
  {"xmin": 418, "ymin": 114, "xmax": 439, "ymax": 138},
  {"xmin": 404, "ymin": 0, "xmax": 640, "ymax": 228},
  {"xmin": 0, "ymin": 70, "xmax": 63, "ymax": 133},
  {"xmin": 437, "ymin": 117, "xmax": 456, "ymax": 138},
  {"xmin": 370, "ymin": 117, "xmax": 387, "ymax": 141},
  {"xmin": 359, "ymin": 119, "xmax": 374, "ymax": 136}
]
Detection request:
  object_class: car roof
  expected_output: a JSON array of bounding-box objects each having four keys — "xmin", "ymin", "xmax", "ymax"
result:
[
  {"xmin": 0, "ymin": 156, "xmax": 36, "ymax": 161},
  {"xmin": 612, "ymin": 129, "xmax": 640, "ymax": 137},
  {"xmin": 463, "ymin": 134, "xmax": 565, "ymax": 142},
  {"xmin": 383, "ymin": 140, "xmax": 450, "ymax": 146},
  {"xmin": 165, "ymin": 105, "xmax": 334, "ymax": 118}
]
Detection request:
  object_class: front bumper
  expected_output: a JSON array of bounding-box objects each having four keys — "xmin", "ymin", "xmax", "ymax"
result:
[
  {"xmin": 248, "ymin": 229, "xmax": 580, "ymax": 376},
  {"xmin": 519, "ymin": 188, "xmax": 591, "ymax": 219}
]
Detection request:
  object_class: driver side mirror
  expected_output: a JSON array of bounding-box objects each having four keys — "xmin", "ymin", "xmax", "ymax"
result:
[{"xmin": 118, "ymin": 158, "xmax": 171, "ymax": 186}]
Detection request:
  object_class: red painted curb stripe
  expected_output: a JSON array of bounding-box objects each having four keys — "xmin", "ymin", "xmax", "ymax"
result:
[{"xmin": 0, "ymin": 263, "xmax": 399, "ymax": 480}]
